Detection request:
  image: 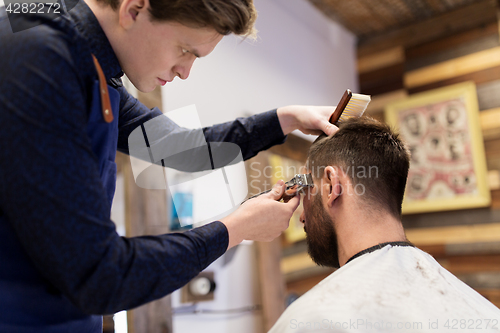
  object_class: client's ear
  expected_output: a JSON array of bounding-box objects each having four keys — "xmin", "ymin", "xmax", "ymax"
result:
[{"xmin": 323, "ymin": 166, "xmax": 341, "ymax": 208}]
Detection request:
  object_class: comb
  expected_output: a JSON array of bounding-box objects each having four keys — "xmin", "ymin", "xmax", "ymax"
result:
[{"xmin": 329, "ymin": 89, "xmax": 371, "ymax": 124}]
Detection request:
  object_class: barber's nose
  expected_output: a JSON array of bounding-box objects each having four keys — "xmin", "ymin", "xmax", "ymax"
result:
[{"xmin": 175, "ymin": 58, "xmax": 196, "ymax": 80}]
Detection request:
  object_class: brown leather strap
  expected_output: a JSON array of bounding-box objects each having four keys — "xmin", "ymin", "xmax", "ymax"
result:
[{"xmin": 91, "ymin": 54, "xmax": 114, "ymax": 123}]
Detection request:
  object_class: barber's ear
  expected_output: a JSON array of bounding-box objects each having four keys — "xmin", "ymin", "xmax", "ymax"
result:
[
  {"xmin": 119, "ymin": 0, "xmax": 147, "ymax": 29},
  {"xmin": 323, "ymin": 166, "xmax": 341, "ymax": 208}
]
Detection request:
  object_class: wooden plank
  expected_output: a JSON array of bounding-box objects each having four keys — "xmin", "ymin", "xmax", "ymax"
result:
[
  {"xmin": 357, "ymin": 46, "xmax": 404, "ymax": 74},
  {"xmin": 281, "ymin": 239, "xmax": 307, "ymax": 257},
  {"xmin": 365, "ymin": 89, "xmax": 408, "ymax": 114},
  {"xmin": 353, "ymin": 0, "xmax": 396, "ymax": 36},
  {"xmin": 246, "ymin": 152, "xmax": 286, "ymax": 331},
  {"xmin": 405, "ymin": 223, "xmax": 500, "ymax": 246},
  {"xmin": 406, "ymin": 34, "xmax": 500, "ymax": 72},
  {"xmin": 405, "ymin": 22, "xmax": 499, "ymax": 71},
  {"xmin": 484, "ymin": 137, "xmax": 500, "ymax": 154},
  {"xmin": 446, "ymin": 241, "xmax": 500, "ymax": 256},
  {"xmin": 484, "ymin": 137, "xmax": 500, "ymax": 170},
  {"xmin": 488, "ymin": 171, "xmax": 500, "ymax": 191},
  {"xmin": 456, "ymin": 272, "xmax": 500, "ymax": 289},
  {"xmin": 256, "ymin": 240, "xmax": 285, "ymax": 331},
  {"xmin": 408, "ymin": 65, "xmax": 500, "ymax": 95},
  {"xmin": 488, "ymin": 157, "xmax": 500, "ymax": 172},
  {"xmin": 120, "ymin": 86, "xmax": 173, "ymax": 333},
  {"xmin": 103, "ymin": 315, "xmax": 114, "ymax": 333},
  {"xmin": 438, "ymin": 254, "xmax": 500, "ymax": 274},
  {"xmin": 421, "ymin": 241, "xmax": 500, "ymax": 257},
  {"xmin": 481, "ymin": 107, "xmax": 500, "ymax": 131},
  {"xmin": 281, "ymin": 251, "xmax": 315, "ymax": 275},
  {"xmin": 286, "ymin": 270, "xmax": 334, "ymax": 296},
  {"xmin": 418, "ymin": 244, "xmax": 447, "ymax": 258},
  {"xmin": 358, "ymin": 0, "xmax": 498, "ymax": 57},
  {"xmin": 475, "ymin": 289, "xmax": 500, "ymax": 308},
  {"xmin": 402, "ymin": 207, "xmax": 500, "ymax": 229},
  {"xmin": 491, "ymin": 189, "xmax": 500, "ymax": 208},
  {"xmin": 281, "ymin": 241, "xmax": 333, "ymax": 283},
  {"xmin": 361, "ymin": 81, "xmax": 405, "ymax": 97},
  {"xmin": 404, "ymin": 47, "xmax": 500, "ymax": 89},
  {"xmin": 284, "ymin": 265, "xmax": 334, "ymax": 284},
  {"xmin": 480, "ymin": 107, "xmax": 500, "ymax": 140},
  {"xmin": 425, "ymin": 0, "xmax": 447, "ymax": 12},
  {"xmin": 406, "ymin": 22, "xmax": 499, "ymax": 61},
  {"xmin": 283, "ymin": 244, "xmax": 500, "ymax": 277},
  {"xmin": 120, "ymin": 152, "xmax": 173, "ymax": 333},
  {"xmin": 477, "ymin": 80, "xmax": 500, "ymax": 111},
  {"xmin": 359, "ymin": 63, "xmax": 404, "ymax": 96}
]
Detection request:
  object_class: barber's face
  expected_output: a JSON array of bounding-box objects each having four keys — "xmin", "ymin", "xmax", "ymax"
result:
[
  {"xmin": 301, "ymin": 188, "xmax": 340, "ymax": 268},
  {"xmin": 113, "ymin": 0, "xmax": 223, "ymax": 92}
]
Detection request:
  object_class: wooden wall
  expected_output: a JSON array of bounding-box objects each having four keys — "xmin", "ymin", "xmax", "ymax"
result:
[
  {"xmin": 281, "ymin": 1, "xmax": 500, "ymax": 310},
  {"xmin": 113, "ymin": 86, "xmax": 173, "ymax": 333},
  {"xmin": 356, "ymin": 0, "xmax": 500, "ymax": 307}
]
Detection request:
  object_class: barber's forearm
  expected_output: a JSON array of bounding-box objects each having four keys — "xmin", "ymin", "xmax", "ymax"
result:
[
  {"xmin": 277, "ymin": 106, "xmax": 298, "ymax": 135},
  {"xmin": 220, "ymin": 217, "xmax": 245, "ymax": 250},
  {"xmin": 66, "ymin": 222, "xmax": 228, "ymax": 314},
  {"xmin": 202, "ymin": 109, "xmax": 286, "ymax": 161}
]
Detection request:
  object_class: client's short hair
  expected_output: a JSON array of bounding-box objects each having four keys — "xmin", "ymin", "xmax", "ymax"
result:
[{"xmin": 307, "ymin": 117, "xmax": 410, "ymax": 218}]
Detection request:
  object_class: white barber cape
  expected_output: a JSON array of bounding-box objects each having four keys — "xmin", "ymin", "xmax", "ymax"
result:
[{"xmin": 269, "ymin": 245, "xmax": 500, "ymax": 333}]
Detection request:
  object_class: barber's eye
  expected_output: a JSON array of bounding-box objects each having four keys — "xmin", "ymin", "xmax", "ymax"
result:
[{"xmin": 181, "ymin": 48, "xmax": 189, "ymax": 55}]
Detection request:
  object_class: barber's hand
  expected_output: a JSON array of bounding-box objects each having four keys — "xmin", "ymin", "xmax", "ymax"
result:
[
  {"xmin": 277, "ymin": 105, "xmax": 339, "ymax": 136},
  {"xmin": 220, "ymin": 180, "xmax": 300, "ymax": 249}
]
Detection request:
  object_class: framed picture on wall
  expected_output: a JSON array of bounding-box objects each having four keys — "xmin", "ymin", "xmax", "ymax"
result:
[{"xmin": 385, "ymin": 81, "xmax": 490, "ymax": 214}]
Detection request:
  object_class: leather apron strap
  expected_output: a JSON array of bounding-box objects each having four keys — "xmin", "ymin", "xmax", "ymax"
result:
[{"xmin": 91, "ymin": 54, "xmax": 114, "ymax": 123}]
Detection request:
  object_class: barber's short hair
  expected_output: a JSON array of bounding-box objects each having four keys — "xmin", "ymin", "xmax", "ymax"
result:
[
  {"xmin": 308, "ymin": 117, "xmax": 410, "ymax": 218},
  {"xmin": 99, "ymin": 0, "xmax": 257, "ymax": 38}
]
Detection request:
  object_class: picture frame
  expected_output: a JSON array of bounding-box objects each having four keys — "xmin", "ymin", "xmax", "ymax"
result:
[{"xmin": 385, "ymin": 81, "xmax": 490, "ymax": 214}]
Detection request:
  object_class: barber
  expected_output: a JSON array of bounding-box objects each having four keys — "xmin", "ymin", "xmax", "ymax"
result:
[{"xmin": 0, "ymin": 0, "xmax": 336, "ymax": 331}]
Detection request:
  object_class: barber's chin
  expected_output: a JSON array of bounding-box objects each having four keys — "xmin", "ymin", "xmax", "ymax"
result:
[
  {"xmin": 131, "ymin": 79, "xmax": 156, "ymax": 93},
  {"xmin": 141, "ymin": 83, "xmax": 157, "ymax": 93}
]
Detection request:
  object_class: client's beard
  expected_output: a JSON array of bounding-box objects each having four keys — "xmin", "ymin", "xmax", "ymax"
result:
[{"xmin": 305, "ymin": 193, "xmax": 340, "ymax": 268}]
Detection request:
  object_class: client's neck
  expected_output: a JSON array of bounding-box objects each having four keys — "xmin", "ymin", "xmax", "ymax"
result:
[{"xmin": 335, "ymin": 206, "xmax": 406, "ymax": 267}]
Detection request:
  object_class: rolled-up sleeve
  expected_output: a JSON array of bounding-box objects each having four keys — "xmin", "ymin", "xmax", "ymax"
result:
[{"xmin": 115, "ymin": 86, "xmax": 286, "ymax": 161}]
